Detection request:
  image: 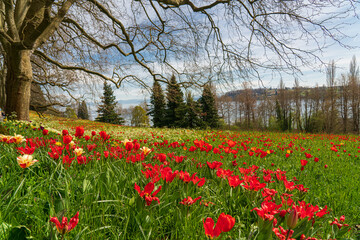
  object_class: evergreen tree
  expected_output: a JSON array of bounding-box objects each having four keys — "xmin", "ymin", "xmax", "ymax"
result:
[
  {"xmin": 149, "ymin": 81, "xmax": 166, "ymax": 127},
  {"xmin": 165, "ymin": 75, "xmax": 186, "ymax": 127},
  {"xmin": 199, "ymin": 83, "xmax": 219, "ymax": 128},
  {"xmin": 184, "ymin": 92, "xmax": 204, "ymax": 128},
  {"xmin": 77, "ymin": 100, "xmax": 89, "ymax": 120},
  {"xmin": 96, "ymin": 82, "xmax": 124, "ymax": 124},
  {"xmin": 131, "ymin": 106, "xmax": 150, "ymax": 127}
]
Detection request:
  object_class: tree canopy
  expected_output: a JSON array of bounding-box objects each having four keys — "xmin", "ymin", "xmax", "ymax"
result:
[{"xmin": 131, "ymin": 105, "xmax": 150, "ymax": 127}]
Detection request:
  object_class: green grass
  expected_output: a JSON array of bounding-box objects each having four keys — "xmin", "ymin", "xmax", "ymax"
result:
[{"xmin": 0, "ymin": 113, "xmax": 359, "ymax": 239}]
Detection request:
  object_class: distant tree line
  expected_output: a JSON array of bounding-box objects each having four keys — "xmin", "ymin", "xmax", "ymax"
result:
[
  {"xmin": 148, "ymin": 75, "xmax": 219, "ymax": 129},
  {"xmin": 217, "ymin": 56, "xmax": 360, "ymax": 134}
]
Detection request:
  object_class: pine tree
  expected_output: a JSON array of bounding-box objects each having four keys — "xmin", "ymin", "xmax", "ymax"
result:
[
  {"xmin": 149, "ymin": 81, "xmax": 166, "ymax": 127},
  {"xmin": 77, "ymin": 100, "xmax": 89, "ymax": 120},
  {"xmin": 184, "ymin": 92, "xmax": 204, "ymax": 128},
  {"xmin": 165, "ymin": 75, "xmax": 186, "ymax": 127},
  {"xmin": 199, "ymin": 83, "xmax": 219, "ymax": 128},
  {"xmin": 96, "ymin": 82, "xmax": 124, "ymax": 124}
]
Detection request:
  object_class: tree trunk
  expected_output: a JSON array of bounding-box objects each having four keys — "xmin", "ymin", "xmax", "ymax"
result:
[
  {"xmin": 0, "ymin": 62, "xmax": 6, "ymax": 109},
  {"xmin": 5, "ymin": 46, "xmax": 33, "ymax": 121}
]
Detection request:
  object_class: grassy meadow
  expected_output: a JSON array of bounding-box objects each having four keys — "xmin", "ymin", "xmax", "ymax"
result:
[{"xmin": 1, "ymin": 112, "xmax": 360, "ymax": 239}]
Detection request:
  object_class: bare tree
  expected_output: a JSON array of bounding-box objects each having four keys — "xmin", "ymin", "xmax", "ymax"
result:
[
  {"xmin": 324, "ymin": 60, "xmax": 338, "ymax": 133},
  {"xmin": 339, "ymin": 73, "xmax": 350, "ymax": 133},
  {"xmin": 217, "ymin": 95, "xmax": 233, "ymax": 127},
  {"xmin": 0, "ymin": 0, "xmax": 357, "ymax": 120},
  {"xmin": 238, "ymin": 82, "xmax": 256, "ymax": 129},
  {"xmin": 349, "ymin": 56, "xmax": 360, "ymax": 133},
  {"xmin": 293, "ymin": 78, "xmax": 302, "ymax": 131}
]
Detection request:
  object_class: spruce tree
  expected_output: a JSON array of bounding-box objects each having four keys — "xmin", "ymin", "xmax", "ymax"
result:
[
  {"xmin": 96, "ymin": 82, "xmax": 124, "ymax": 124},
  {"xmin": 184, "ymin": 92, "xmax": 204, "ymax": 128},
  {"xmin": 199, "ymin": 83, "xmax": 219, "ymax": 128},
  {"xmin": 77, "ymin": 100, "xmax": 89, "ymax": 120},
  {"xmin": 165, "ymin": 75, "xmax": 186, "ymax": 128},
  {"xmin": 149, "ymin": 81, "xmax": 166, "ymax": 127}
]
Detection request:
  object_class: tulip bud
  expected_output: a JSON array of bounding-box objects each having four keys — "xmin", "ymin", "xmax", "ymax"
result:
[{"xmin": 287, "ymin": 208, "xmax": 298, "ymax": 229}]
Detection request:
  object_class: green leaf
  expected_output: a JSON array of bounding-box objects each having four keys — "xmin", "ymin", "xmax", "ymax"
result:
[
  {"xmin": 292, "ymin": 218, "xmax": 311, "ymax": 239},
  {"xmin": 256, "ymin": 219, "xmax": 273, "ymax": 240},
  {"xmin": 83, "ymin": 179, "xmax": 91, "ymax": 193},
  {"xmin": 0, "ymin": 222, "xmax": 12, "ymax": 240}
]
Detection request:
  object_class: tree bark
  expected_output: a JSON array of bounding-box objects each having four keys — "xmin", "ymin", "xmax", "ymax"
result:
[
  {"xmin": 5, "ymin": 45, "xmax": 33, "ymax": 121},
  {"xmin": 0, "ymin": 61, "xmax": 6, "ymax": 109}
]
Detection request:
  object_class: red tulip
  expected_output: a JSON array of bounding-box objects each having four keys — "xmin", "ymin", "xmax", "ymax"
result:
[
  {"xmin": 203, "ymin": 213, "xmax": 235, "ymax": 239},
  {"xmin": 99, "ymin": 131, "xmax": 109, "ymax": 141},
  {"xmin": 300, "ymin": 159, "xmax": 308, "ymax": 167},
  {"xmin": 203, "ymin": 218, "xmax": 221, "ymax": 239},
  {"xmin": 227, "ymin": 140, "xmax": 236, "ymax": 148},
  {"xmin": 63, "ymin": 135, "xmax": 73, "ymax": 145},
  {"xmin": 75, "ymin": 126, "xmax": 84, "ymax": 138},
  {"xmin": 134, "ymin": 142, "xmax": 140, "ymax": 150},
  {"xmin": 125, "ymin": 142, "xmax": 134, "ymax": 151},
  {"xmin": 50, "ymin": 212, "xmax": 79, "ymax": 235},
  {"xmin": 179, "ymin": 196, "xmax": 202, "ymax": 205},
  {"xmin": 227, "ymin": 175, "xmax": 243, "ymax": 188},
  {"xmin": 157, "ymin": 153, "xmax": 167, "ymax": 162},
  {"xmin": 206, "ymin": 161, "xmax": 223, "ymax": 169},
  {"xmin": 216, "ymin": 213, "xmax": 235, "ymax": 232},
  {"xmin": 134, "ymin": 182, "xmax": 162, "ymax": 206},
  {"xmin": 42, "ymin": 129, "xmax": 48, "ymax": 135}
]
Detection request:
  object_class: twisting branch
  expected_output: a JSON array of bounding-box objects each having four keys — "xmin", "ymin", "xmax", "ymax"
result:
[
  {"xmin": 157, "ymin": 0, "xmax": 230, "ymax": 11},
  {"xmin": 34, "ymin": 50, "xmax": 118, "ymax": 85},
  {"xmin": 88, "ymin": 0, "xmax": 168, "ymax": 84}
]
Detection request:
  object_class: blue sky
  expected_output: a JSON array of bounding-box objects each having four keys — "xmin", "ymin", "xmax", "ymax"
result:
[{"xmin": 98, "ymin": 3, "xmax": 360, "ymax": 108}]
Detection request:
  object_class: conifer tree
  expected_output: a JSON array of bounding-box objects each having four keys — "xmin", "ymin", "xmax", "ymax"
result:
[
  {"xmin": 199, "ymin": 83, "xmax": 219, "ymax": 128},
  {"xmin": 96, "ymin": 82, "xmax": 124, "ymax": 125},
  {"xmin": 149, "ymin": 81, "xmax": 166, "ymax": 127},
  {"xmin": 165, "ymin": 75, "xmax": 186, "ymax": 127},
  {"xmin": 184, "ymin": 92, "xmax": 204, "ymax": 129},
  {"xmin": 77, "ymin": 100, "xmax": 89, "ymax": 120}
]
